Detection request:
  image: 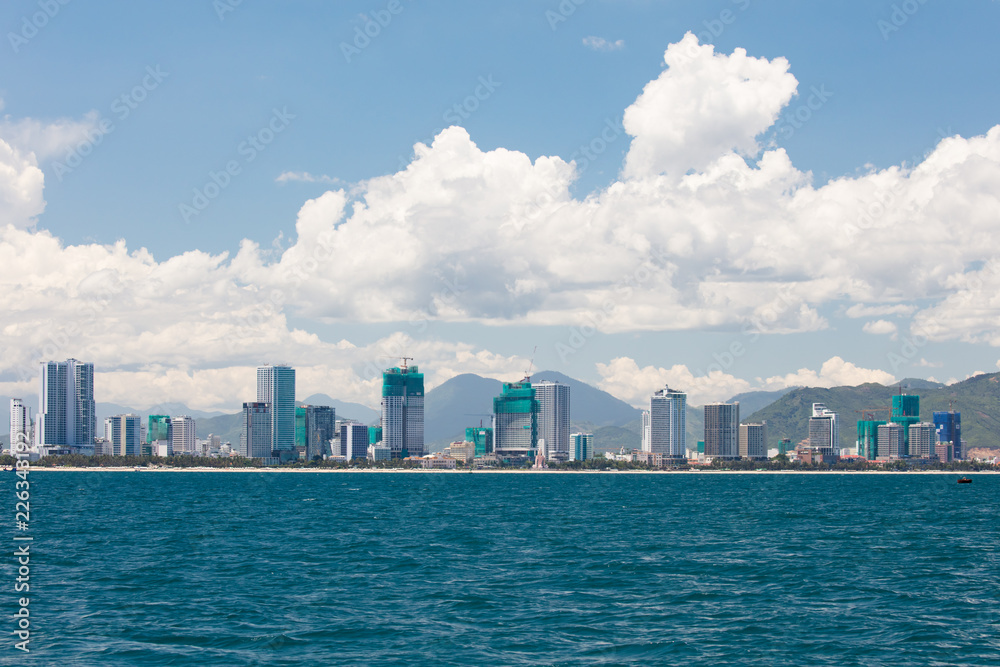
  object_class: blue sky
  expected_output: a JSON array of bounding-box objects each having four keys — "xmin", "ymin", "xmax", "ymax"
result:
[{"xmin": 2, "ymin": 0, "xmax": 1000, "ymax": 411}]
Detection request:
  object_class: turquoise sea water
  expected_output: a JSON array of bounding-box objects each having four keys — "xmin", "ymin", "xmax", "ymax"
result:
[{"xmin": 3, "ymin": 471, "xmax": 999, "ymax": 666}]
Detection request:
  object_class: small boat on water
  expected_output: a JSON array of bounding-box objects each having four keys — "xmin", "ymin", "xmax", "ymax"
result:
[{"xmin": 957, "ymin": 477, "xmax": 972, "ymax": 484}]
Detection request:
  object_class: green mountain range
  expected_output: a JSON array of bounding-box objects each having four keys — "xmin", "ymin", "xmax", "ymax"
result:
[{"xmin": 744, "ymin": 373, "xmax": 1000, "ymax": 451}]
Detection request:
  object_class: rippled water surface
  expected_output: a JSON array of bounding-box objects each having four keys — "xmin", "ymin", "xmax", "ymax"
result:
[{"xmin": 4, "ymin": 471, "xmax": 999, "ymax": 665}]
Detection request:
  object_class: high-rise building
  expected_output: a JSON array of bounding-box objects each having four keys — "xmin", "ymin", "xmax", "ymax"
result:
[
  {"xmin": 300, "ymin": 405, "xmax": 336, "ymax": 460},
  {"xmin": 891, "ymin": 393, "xmax": 920, "ymax": 456},
  {"xmin": 935, "ymin": 441, "xmax": 954, "ymax": 463},
  {"xmin": 908, "ymin": 422, "xmax": 937, "ymax": 459},
  {"xmin": 465, "ymin": 427, "xmax": 493, "ymax": 457},
  {"xmin": 295, "ymin": 406, "xmax": 307, "ymax": 449},
  {"xmin": 493, "ymin": 381, "xmax": 537, "ymax": 458},
  {"xmin": 381, "ymin": 363, "xmax": 424, "ymax": 459},
  {"xmin": 877, "ymin": 423, "xmax": 905, "ymax": 460},
  {"xmin": 9, "ymin": 398, "xmax": 29, "ymax": 452},
  {"xmin": 36, "ymin": 359, "xmax": 95, "ymax": 448},
  {"xmin": 147, "ymin": 415, "xmax": 172, "ymax": 444},
  {"xmin": 105, "ymin": 414, "xmax": 142, "ymax": 456},
  {"xmin": 171, "ymin": 416, "xmax": 197, "ymax": 454},
  {"xmin": 640, "ymin": 410, "xmax": 651, "ymax": 451},
  {"xmin": 257, "ymin": 364, "xmax": 296, "ymax": 457},
  {"xmin": 808, "ymin": 403, "xmax": 839, "ymax": 457},
  {"xmin": 738, "ymin": 422, "xmax": 767, "ymax": 460},
  {"xmin": 340, "ymin": 421, "xmax": 369, "ymax": 460},
  {"xmin": 857, "ymin": 419, "xmax": 886, "ymax": 460},
  {"xmin": 535, "ymin": 381, "xmax": 571, "ymax": 462},
  {"xmin": 933, "ymin": 411, "xmax": 962, "ymax": 460},
  {"xmin": 240, "ymin": 402, "xmax": 271, "ymax": 458},
  {"xmin": 571, "ymin": 433, "xmax": 593, "ymax": 461},
  {"xmin": 644, "ymin": 386, "xmax": 686, "ymax": 459},
  {"xmin": 704, "ymin": 402, "xmax": 739, "ymax": 459}
]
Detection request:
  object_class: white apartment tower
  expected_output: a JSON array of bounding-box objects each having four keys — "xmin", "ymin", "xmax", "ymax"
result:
[
  {"xmin": 9, "ymin": 399, "xmax": 30, "ymax": 452},
  {"xmin": 171, "ymin": 416, "xmax": 197, "ymax": 454},
  {"xmin": 644, "ymin": 386, "xmax": 686, "ymax": 459},
  {"xmin": 808, "ymin": 403, "xmax": 840, "ymax": 456},
  {"xmin": 37, "ymin": 359, "xmax": 95, "ymax": 448}
]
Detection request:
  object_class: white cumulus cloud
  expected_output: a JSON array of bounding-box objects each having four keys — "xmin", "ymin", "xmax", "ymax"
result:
[
  {"xmin": 595, "ymin": 355, "xmax": 896, "ymax": 407},
  {"xmin": 863, "ymin": 319, "xmax": 898, "ymax": 336},
  {"xmin": 582, "ymin": 36, "xmax": 625, "ymax": 52}
]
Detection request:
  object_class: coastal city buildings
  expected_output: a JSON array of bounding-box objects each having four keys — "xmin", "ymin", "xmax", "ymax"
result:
[
  {"xmin": 298, "ymin": 405, "xmax": 336, "ymax": 461},
  {"xmin": 738, "ymin": 422, "xmax": 767, "ymax": 461},
  {"xmin": 908, "ymin": 422, "xmax": 937, "ymax": 459},
  {"xmin": 381, "ymin": 362, "xmax": 424, "ymax": 459},
  {"xmin": 535, "ymin": 380, "xmax": 570, "ymax": 462},
  {"xmin": 571, "ymin": 433, "xmax": 593, "ymax": 461},
  {"xmin": 5, "ymin": 355, "xmax": 989, "ymax": 469},
  {"xmin": 9, "ymin": 398, "xmax": 29, "ymax": 451},
  {"xmin": 808, "ymin": 404, "xmax": 840, "ymax": 457},
  {"xmin": 493, "ymin": 380, "xmax": 538, "ymax": 459},
  {"xmin": 644, "ymin": 386, "xmax": 686, "ymax": 460},
  {"xmin": 466, "ymin": 426, "xmax": 493, "ymax": 457},
  {"xmin": 877, "ymin": 423, "xmax": 905, "ymax": 460},
  {"xmin": 257, "ymin": 364, "xmax": 296, "ymax": 459},
  {"xmin": 704, "ymin": 402, "xmax": 739, "ymax": 460},
  {"xmin": 891, "ymin": 393, "xmax": 920, "ymax": 456},
  {"xmin": 36, "ymin": 359, "xmax": 95, "ymax": 451},
  {"xmin": 105, "ymin": 414, "xmax": 143, "ymax": 456},
  {"xmin": 171, "ymin": 416, "xmax": 197, "ymax": 454},
  {"xmin": 857, "ymin": 417, "xmax": 886, "ymax": 460},
  {"xmin": 240, "ymin": 402, "xmax": 272, "ymax": 459},
  {"xmin": 933, "ymin": 411, "xmax": 962, "ymax": 460},
  {"xmin": 340, "ymin": 421, "xmax": 369, "ymax": 460}
]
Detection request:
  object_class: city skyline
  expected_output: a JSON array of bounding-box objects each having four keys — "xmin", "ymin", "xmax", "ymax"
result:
[{"xmin": 3, "ymin": 3, "xmax": 1000, "ymax": 416}]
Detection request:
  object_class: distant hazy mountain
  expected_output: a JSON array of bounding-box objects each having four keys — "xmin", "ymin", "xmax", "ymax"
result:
[
  {"xmin": 194, "ymin": 412, "xmax": 243, "ymax": 446},
  {"xmin": 726, "ymin": 387, "xmax": 799, "ymax": 417},
  {"xmin": 745, "ymin": 373, "xmax": 1000, "ymax": 451},
  {"xmin": 423, "ymin": 370, "xmax": 643, "ymax": 449},
  {"xmin": 532, "ymin": 371, "xmax": 642, "ymax": 426},
  {"xmin": 424, "ymin": 374, "xmax": 503, "ymax": 446}
]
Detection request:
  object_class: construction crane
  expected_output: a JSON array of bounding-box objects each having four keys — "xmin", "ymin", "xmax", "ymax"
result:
[
  {"xmin": 523, "ymin": 346, "xmax": 537, "ymax": 382},
  {"xmin": 854, "ymin": 407, "xmax": 890, "ymax": 421},
  {"xmin": 464, "ymin": 413, "xmax": 492, "ymax": 427},
  {"xmin": 399, "ymin": 356, "xmax": 414, "ymax": 370}
]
